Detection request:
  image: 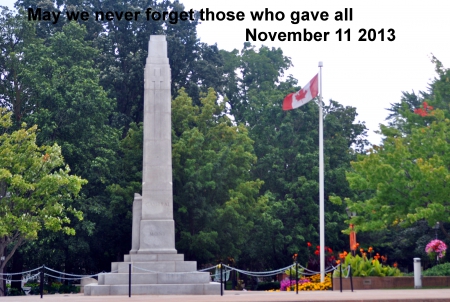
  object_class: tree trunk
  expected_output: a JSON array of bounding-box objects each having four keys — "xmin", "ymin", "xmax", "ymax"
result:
[
  {"xmin": 11, "ymin": 251, "xmax": 24, "ymax": 294},
  {"xmin": 439, "ymin": 223, "xmax": 450, "ymax": 240},
  {"xmin": 0, "ymin": 266, "xmax": 5, "ymax": 296}
]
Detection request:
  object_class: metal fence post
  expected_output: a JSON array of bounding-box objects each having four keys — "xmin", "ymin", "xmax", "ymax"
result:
[
  {"xmin": 349, "ymin": 265, "xmax": 353, "ymax": 292},
  {"xmin": 220, "ymin": 263, "xmax": 223, "ymax": 296},
  {"xmin": 40, "ymin": 266, "xmax": 44, "ymax": 299},
  {"xmin": 339, "ymin": 264, "xmax": 343, "ymax": 292},
  {"xmin": 128, "ymin": 263, "xmax": 131, "ymax": 298},
  {"xmin": 296, "ymin": 262, "xmax": 298, "ymax": 294},
  {"xmin": 331, "ymin": 268, "xmax": 334, "ymax": 291}
]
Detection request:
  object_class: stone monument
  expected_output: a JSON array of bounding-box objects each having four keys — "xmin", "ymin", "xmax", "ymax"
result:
[{"xmin": 84, "ymin": 35, "xmax": 220, "ymax": 296}]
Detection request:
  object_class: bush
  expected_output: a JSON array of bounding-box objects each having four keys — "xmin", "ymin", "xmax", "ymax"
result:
[
  {"xmin": 256, "ymin": 281, "xmax": 280, "ymax": 291},
  {"xmin": 25, "ymin": 282, "xmax": 80, "ymax": 295},
  {"xmin": 24, "ymin": 283, "xmax": 40, "ymax": 295},
  {"xmin": 7, "ymin": 287, "xmax": 25, "ymax": 296},
  {"xmin": 422, "ymin": 263, "xmax": 450, "ymax": 276},
  {"xmin": 334, "ymin": 254, "xmax": 402, "ymax": 277}
]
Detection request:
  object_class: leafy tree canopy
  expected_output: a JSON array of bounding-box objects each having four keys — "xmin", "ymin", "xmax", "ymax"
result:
[
  {"xmin": 334, "ymin": 108, "xmax": 450, "ymax": 239},
  {"xmin": 0, "ymin": 108, "xmax": 86, "ymax": 292}
]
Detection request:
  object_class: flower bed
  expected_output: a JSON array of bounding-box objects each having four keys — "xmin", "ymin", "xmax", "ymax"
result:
[{"xmin": 279, "ymin": 274, "xmax": 332, "ymax": 291}]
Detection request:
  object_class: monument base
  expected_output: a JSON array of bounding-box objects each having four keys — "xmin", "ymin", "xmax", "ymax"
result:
[{"xmin": 84, "ymin": 253, "xmax": 220, "ymax": 296}]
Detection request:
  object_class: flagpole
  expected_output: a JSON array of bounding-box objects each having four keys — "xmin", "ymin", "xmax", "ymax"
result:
[{"xmin": 318, "ymin": 61, "xmax": 325, "ymax": 283}]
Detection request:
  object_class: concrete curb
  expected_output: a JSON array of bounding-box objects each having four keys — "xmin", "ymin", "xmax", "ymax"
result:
[{"xmin": 3, "ymin": 289, "xmax": 450, "ymax": 302}]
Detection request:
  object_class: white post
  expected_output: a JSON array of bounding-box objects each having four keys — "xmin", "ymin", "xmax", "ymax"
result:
[
  {"xmin": 413, "ymin": 258, "xmax": 422, "ymax": 289},
  {"xmin": 318, "ymin": 61, "xmax": 325, "ymax": 283}
]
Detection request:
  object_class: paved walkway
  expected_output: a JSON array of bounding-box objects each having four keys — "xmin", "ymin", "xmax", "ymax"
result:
[{"xmin": 3, "ymin": 289, "xmax": 450, "ymax": 302}]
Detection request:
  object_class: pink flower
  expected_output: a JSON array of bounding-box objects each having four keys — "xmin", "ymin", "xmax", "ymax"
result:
[
  {"xmin": 280, "ymin": 279, "xmax": 310, "ymax": 291},
  {"xmin": 425, "ymin": 239, "xmax": 447, "ymax": 259}
]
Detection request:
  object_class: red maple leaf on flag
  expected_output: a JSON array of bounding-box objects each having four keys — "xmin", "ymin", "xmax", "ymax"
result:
[{"xmin": 295, "ymin": 89, "xmax": 307, "ymax": 101}]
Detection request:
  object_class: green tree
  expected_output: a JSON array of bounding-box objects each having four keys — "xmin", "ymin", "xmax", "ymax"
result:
[
  {"xmin": 172, "ymin": 88, "xmax": 261, "ymax": 264},
  {"xmin": 0, "ymin": 109, "xmax": 86, "ymax": 296},
  {"xmin": 0, "ymin": 6, "xmax": 37, "ymax": 123},
  {"xmin": 339, "ymin": 109, "xmax": 450, "ymax": 239},
  {"xmin": 17, "ymin": 21, "xmax": 121, "ymax": 273}
]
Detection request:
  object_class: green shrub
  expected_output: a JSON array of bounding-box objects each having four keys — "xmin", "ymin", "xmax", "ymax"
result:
[
  {"xmin": 256, "ymin": 281, "xmax": 280, "ymax": 291},
  {"xmin": 24, "ymin": 283, "xmax": 40, "ymax": 295},
  {"xmin": 333, "ymin": 254, "xmax": 402, "ymax": 277},
  {"xmin": 7, "ymin": 287, "xmax": 25, "ymax": 296},
  {"xmin": 25, "ymin": 282, "xmax": 80, "ymax": 295},
  {"xmin": 422, "ymin": 263, "xmax": 450, "ymax": 276}
]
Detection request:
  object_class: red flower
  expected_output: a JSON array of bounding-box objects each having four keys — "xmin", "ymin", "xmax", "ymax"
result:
[
  {"xmin": 316, "ymin": 246, "xmax": 320, "ymax": 250},
  {"xmin": 314, "ymin": 250, "xmax": 320, "ymax": 255},
  {"xmin": 307, "ymin": 242, "xmax": 312, "ymax": 247}
]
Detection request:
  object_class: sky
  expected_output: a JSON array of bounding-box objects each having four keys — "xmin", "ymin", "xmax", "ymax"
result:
[{"xmin": 4, "ymin": 0, "xmax": 450, "ymax": 144}]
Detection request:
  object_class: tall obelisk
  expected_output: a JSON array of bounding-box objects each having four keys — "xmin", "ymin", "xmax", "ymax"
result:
[
  {"xmin": 85, "ymin": 35, "xmax": 220, "ymax": 295},
  {"xmin": 130, "ymin": 35, "xmax": 177, "ymax": 254}
]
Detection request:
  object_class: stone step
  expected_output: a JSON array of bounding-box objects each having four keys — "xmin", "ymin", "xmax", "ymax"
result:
[
  {"xmin": 85, "ymin": 282, "xmax": 221, "ymax": 295},
  {"xmin": 98, "ymin": 272, "xmax": 211, "ymax": 285},
  {"xmin": 113, "ymin": 261, "xmax": 198, "ymax": 273},
  {"xmin": 123, "ymin": 253, "xmax": 184, "ymax": 262}
]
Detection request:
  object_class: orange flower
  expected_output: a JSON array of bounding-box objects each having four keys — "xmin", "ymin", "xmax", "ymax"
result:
[
  {"xmin": 343, "ymin": 251, "xmax": 348, "ymax": 257},
  {"xmin": 362, "ymin": 252, "xmax": 367, "ymax": 259},
  {"xmin": 336, "ymin": 260, "xmax": 341, "ymax": 265},
  {"xmin": 360, "ymin": 248, "xmax": 364, "ymax": 253},
  {"xmin": 393, "ymin": 262, "xmax": 398, "ymax": 268},
  {"xmin": 368, "ymin": 247, "xmax": 373, "ymax": 253},
  {"xmin": 339, "ymin": 253, "xmax": 345, "ymax": 259}
]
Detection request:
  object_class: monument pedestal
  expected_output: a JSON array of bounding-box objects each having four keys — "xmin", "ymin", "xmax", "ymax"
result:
[
  {"xmin": 84, "ymin": 253, "xmax": 220, "ymax": 295},
  {"xmin": 85, "ymin": 35, "xmax": 219, "ymax": 296}
]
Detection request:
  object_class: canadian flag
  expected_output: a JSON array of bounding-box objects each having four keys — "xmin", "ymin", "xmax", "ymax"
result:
[{"xmin": 282, "ymin": 74, "xmax": 319, "ymax": 110}]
